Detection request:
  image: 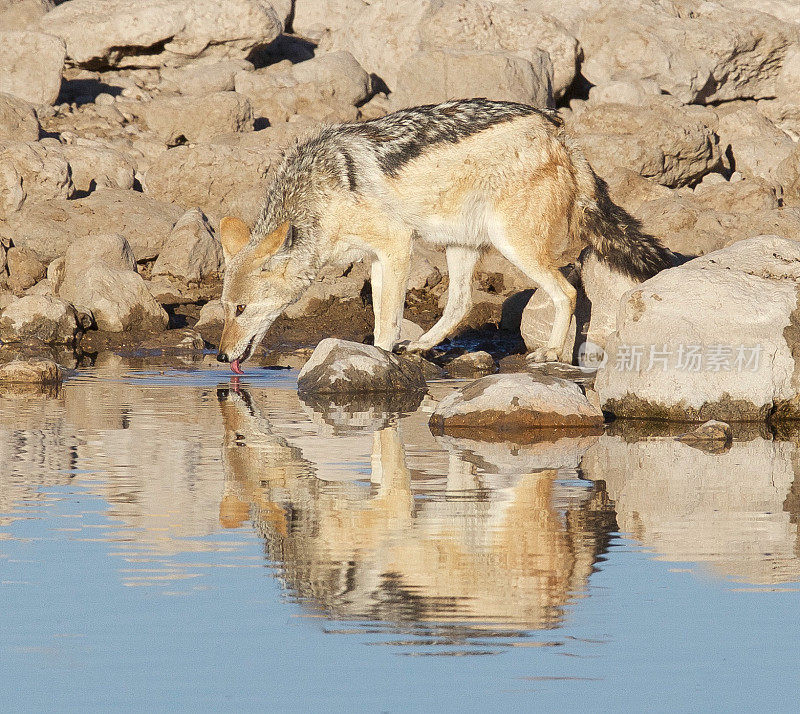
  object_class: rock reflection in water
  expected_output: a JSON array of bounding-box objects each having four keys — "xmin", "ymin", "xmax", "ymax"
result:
[
  {"xmin": 581, "ymin": 432, "xmax": 800, "ymax": 584},
  {"xmin": 219, "ymin": 387, "xmax": 616, "ymax": 648}
]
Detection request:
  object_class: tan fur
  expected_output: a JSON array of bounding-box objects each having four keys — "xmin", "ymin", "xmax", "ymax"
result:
[{"xmin": 218, "ymin": 106, "xmax": 661, "ymax": 364}]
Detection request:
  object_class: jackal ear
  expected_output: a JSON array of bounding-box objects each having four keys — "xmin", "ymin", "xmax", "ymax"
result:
[
  {"xmin": 253, "ymin": 221, "xmax": 294, "ymax": 264},
  {"xmin": 220, "ymin": 216, "xmax": 251, "ymax": 264}
]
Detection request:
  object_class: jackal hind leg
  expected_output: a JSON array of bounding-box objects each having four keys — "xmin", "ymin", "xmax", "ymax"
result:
[
  {"xmin": 405, "ymin": 245, "xmax": 480, "ymax": 353},
  {"xmin": 372, "ymin": 244, "xmax": 412, "ymax": 352},
  {"xmin": 497, "ymin": 240, "xmax": 576, "ymax": 363}
]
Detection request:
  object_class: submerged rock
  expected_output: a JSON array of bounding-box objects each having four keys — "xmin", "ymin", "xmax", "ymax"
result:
[
  {"xmin": 596, "ymin": 235, "xmax": 800, "ymax": 422},
  {"xmin": 297, "ymin": 338, "xmax": 426, "ymax": 395},
  {"xmin": 429, "ymin": 372, "xmax": 603, "ymax": 438}
]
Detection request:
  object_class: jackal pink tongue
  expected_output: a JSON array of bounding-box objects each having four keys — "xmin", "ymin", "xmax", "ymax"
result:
[{"xmin": 230, "ymin": 359, "xmax": 244, "ymax": 375}]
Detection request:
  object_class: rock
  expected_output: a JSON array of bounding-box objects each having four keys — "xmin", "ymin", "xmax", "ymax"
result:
[
  {"xmin": 0, "ymin": 358, "xmax": 61, "ymax": 384},
  {"xmin": 134, "ymin": 328, "xmax": 205, "ymax": 354},
  {"xmin": 195, "ymin": 299, "xmax": 224, "ymax": 344},
  {"xmin": 151, "ymin": 208, "xmax": 223, "ymax": 283},
  {"xmin": 0, "ymin": 294, "xmax": 79, "ymax": 343},
  {"xmin": 391, "ymin": 48, "xmax": 553, "ymax": 109},
  {"xmin": 579, "ymin": 250, "xmax": 641, "ymax": 352},
  {"xmin": 634, "ymin": 179, "xmax": 799, "ymax": 256},
  {"xmin": 57, "ymin": 232, "xmax": 168, "ymax": 332},
  {"xmin": 429, "ymin": 372, "xmax": 603, "ymax": 436},
  {"xmin": 293, "ymin": 0, "xmax": 363, "ymax": 43},
  {"xmin": 57, "ymin": 140, "xmax": 135, "ymax": 192},
  {"xmin": 297, "ymin": 338, "xmax": 427, "ymax": 395},
  {"xmin": 446, "ymin": 351, "xmax": 495, "ymax": 378},
  {"xmin": 715, "ymin": 104, "xmax": 795, "ymax": 183},
  {"xmin": 416, "ymin": 0, "xmax": 579, "ymax": 99},
  {"xmin": 0, "ymin": 30, "xmax": 65, "ymax": 105},
  {"xmin": 160, "ymin": 59, "xmax": 254, "ymax": 96},
  {"xmin": 0, "ymin": 189, "xmax": 183, "ymax": 263},
  {"xmin": 758, "ymin": 98, "xmax": 800, "ymax": 142},
  {"xmin": 5, "ymin": 246, "xmax": 45, "ymax": 292},
  {"xmin": 520, "ymin": 282, "xmax": 579, "ymax": 363},
  {"xmin": 596, "ymin": 235, "xmax": 800, "ymax": 422},
  {"xmin": 289, "ymin": 51, "xmax": 371, "ymax": 107},
  {"xmin": 62, "ymin": 232, "xmax": 136, "ymax": 276},
  {"xmin": 580, "ymin": 3, "xmax": 799, "ymax": 105},
  {"xmin": 140, "ymin": 91, "xmax": 253, "ymax": 145},
  {"xmin": 0, "ymin": 0, "xmax": 54, "ymax": 31},
  {"xmin": 677, "ymin": 420, "xmax": 733, "ymax": 445},
  {"xmin": 569, "ymin": 97, "xmax": 721, "ymax": 188},
  {"xmin": 234, "ymin": 51, "xmax": 370, "ymax": 123},
  {"xmin": 587, "ymin": 79, "xmax": 662, "ymax": 106},
  {"xmin": 0, "ymin": 93, "xmax": 39, "ymax": 142},
  {"xmin": 38, "ymin": 0, "xmax": 282, "ymax": 69},
  {"xmin": 142, "ymin": 137, "xmax": 282, "ymax": 225},
  {"xmin": 602, "ymin": 167, "xmax": 674, "ymax": 215},
  {"xmin": 0, "ymin": 140, "xmax": 72, "ymax": 219}
]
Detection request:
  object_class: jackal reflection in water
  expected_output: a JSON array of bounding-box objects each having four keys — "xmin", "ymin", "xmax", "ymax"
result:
[{"xmin": 217, "ymin": 387, "xmax": 616, "ymax": 642}]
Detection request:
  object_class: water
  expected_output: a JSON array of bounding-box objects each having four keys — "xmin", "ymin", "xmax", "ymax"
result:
[{"xmin": 1, "ymin": 358, "xmax": 799, "ymax": 712}]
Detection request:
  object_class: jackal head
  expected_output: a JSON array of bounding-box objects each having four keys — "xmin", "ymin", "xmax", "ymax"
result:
[{"xmin": 217, "ymin": 217, "xmax": 306, "ymax": 373}]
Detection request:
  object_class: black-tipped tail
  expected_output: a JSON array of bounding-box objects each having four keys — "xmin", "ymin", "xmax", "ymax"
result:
[{"xmin": 577, "ymin": 174, "xmax": 674, "ymax": 282}]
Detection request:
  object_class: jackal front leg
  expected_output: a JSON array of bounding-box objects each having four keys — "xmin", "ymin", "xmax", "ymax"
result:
[{"xmin": 372, "ymin": 249, "xmax": 411, "ymax": 352}]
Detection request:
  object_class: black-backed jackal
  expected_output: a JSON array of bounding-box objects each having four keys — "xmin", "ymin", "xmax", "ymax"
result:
[{"xmin": 217, "ymin": 98, "xmax": 672, "ymax": 373}]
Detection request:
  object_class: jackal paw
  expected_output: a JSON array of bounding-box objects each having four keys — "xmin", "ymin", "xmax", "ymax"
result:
[
  {"xmin": 528, "ymin": 347, "xmax": 560, "ymax": 363},
  {"xmin": 401, "ymin": 341, "xmax": 434, "ymax": 354}
]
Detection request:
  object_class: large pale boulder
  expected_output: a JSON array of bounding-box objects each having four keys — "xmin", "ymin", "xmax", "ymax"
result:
[
  {"xmin": 293, "ymin": 0, "xmax": 368, "ymax": 42},
  {"xmin": 0, "ymin": 94, "xmax": 39, "ymax": 142},
  {"xmin": 140, "ymin": 92, "xmax": 254, "ymax": 145},
  {"xmin": 429, "ymin": 372, "xmax": 603, "ymax": 436},
  {"xmin": 297, "ymin": 338, "xmax": 426, "ymax": 395},
  {"xmin": 38, "ymin": 0, "xmax": 282, "ymax": 69},
  {"xmin": 580, "ymin": 4, "xmax": 800, "ymax": 105},
  {"xmin": 0, "ymin": 189, "xmax": 183, "ymax": 263},
  {"xmin": 569, "ymin": 97, "xmax": 721, "ymax": 188},
  {"xmin": 0, "ymin": 294, "xmax": 79, "ymax": 343},
  {"xmin": 596, "ymin": 236, "xmax": 800, "ymax": 421},
  {"xmin": 392, "ymin": 48, "xmax": 553, "ymax": 109},
  {"xmin": 0, "ymin": 30, "xmax": 65, "ymax": 105},
  {"xmin": 0, "ymin": 0, "xmax": 54, "ymax": 30},
  {"xmin": 0, "ymin": 140, "xmax": 72, "ymax": 219},
  {"xmin": 58, "ymin": 233, "xmax": 168, "ymax": 332},
  {"xmin": 151, "ymin": 209, "xmax": 223, "ymax": 283}
]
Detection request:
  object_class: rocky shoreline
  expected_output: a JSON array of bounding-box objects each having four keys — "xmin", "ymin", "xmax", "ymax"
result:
[{"xmin": 3, "ymin": 0, "xmax": 800, "ymax": 427}]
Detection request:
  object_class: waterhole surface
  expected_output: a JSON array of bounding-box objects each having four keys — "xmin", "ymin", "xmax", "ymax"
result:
[{"xmin": 1, "ymin": 359, "xmax": 799, "ymax": 711}]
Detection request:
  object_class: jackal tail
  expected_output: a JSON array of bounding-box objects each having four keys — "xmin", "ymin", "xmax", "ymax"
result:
[{"xmin": 571, "ymin": 161, "xmax": 673, "ymax": 282}]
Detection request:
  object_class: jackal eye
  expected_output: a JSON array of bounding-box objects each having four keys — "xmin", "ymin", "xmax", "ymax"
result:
[{"xmin": 235, "ymin": 304, "xmax": 246, "ymax": 317}]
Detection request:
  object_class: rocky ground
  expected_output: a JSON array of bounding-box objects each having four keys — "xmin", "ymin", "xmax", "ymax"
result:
[{"xmin": 2, "ymin": 0, "xmax": 800, "ymax": 422}]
